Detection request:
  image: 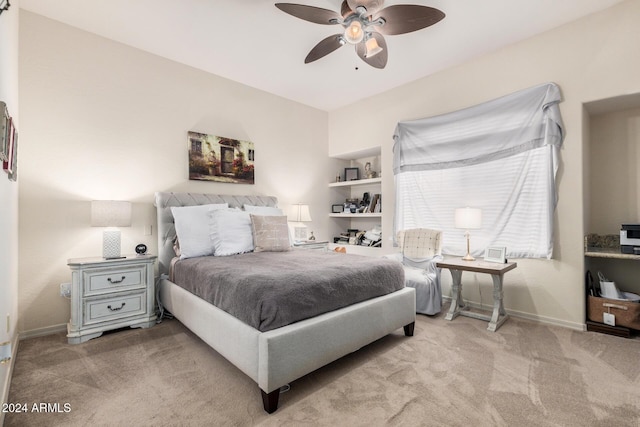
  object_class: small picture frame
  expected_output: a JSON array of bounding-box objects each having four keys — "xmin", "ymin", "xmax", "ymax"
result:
[
  {"xmin": 0, "ymin": 102, "xmax": 9, "ymax": 162},
  {"xmin": 332, "ymin": 204, "xmax": 344, "ymax": 213},
  {"xmin": 344, "ymin": 167, "xmax": 359, "ymax": 181},
  {"xmin": 3, "ymin": 117, "xmax": 14, "ymax": 174},
  {"xmin": 288, "ymin": 224, "xmax": 308, "ymax": 242},
  {"xmin": 484, "ymin": 246, "xmax": 507, "ymax": 263}
]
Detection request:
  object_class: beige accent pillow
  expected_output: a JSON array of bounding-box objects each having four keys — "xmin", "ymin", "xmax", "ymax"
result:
[{"xmin": 250, "ymin": 214, "xmax": 292, "ymax": 252}]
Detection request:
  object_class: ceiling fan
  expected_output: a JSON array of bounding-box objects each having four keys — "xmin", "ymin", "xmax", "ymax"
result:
[{"xmin": 275, "ymin": 0, "xmax": 445, "ymax": 69}]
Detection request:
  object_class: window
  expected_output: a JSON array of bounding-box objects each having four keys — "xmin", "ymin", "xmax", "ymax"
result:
[{"xmin": 393, "ymin": 83, "xmax": 564, "ymax": 259}]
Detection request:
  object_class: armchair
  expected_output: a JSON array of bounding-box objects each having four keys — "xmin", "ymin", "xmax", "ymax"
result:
[{"xmin": 386, "ymin": 228, "xmax": 443, "ymax": 315}]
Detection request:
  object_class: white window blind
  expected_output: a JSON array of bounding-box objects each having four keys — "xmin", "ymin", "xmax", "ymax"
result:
[{"xmin": 393, "ymin": 83, "xmax": 564, "ymax": 259}]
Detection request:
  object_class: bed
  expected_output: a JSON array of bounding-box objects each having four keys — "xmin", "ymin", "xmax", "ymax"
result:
[{"xmin": 154, "ymin": 192, "xmax": 416, "ymax": 413}]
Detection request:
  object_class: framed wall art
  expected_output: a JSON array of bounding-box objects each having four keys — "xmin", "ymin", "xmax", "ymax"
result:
[
  {"xmin": 7, "ymin": 131, "xmax": 17, "ymax": 181},
  {"xmin": 1, "ymin": 102, "xmax": 8, "ymax": 162},
  {"xmin": 187, "ymin": 131, "xmax": 255, "ymax": 184},
  {"xmin": 2, "ymin": 117, "xmax": 14, "ymax": 175}
]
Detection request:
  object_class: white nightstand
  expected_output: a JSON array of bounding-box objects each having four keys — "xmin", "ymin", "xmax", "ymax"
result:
[
  {"xmin": 293, "ymin": 240, "xmax": 329, "ymax": 251},
  {"xmin": 66, "ymin": 254, "xmax": 157, "ymax": 344}
]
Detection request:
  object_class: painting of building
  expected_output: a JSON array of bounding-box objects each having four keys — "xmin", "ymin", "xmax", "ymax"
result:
[{"xmin": 188, "ymin": 131, "xmax": 255, "ymax": 184}]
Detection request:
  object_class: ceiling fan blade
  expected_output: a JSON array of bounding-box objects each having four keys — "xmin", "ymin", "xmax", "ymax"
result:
[
  {"xmin": 340, "ymin": 0, "xmax": 352, "ymax": 18},
  {"xmin": 375, "ymin": 5, "xmax": 445, "ymax": 36},
  {"xmin": 346, "ymin": 0, "xmax": 385, "ymax": 15},
  {"xmin": 355, "ymin": 32, "xmax": 388, "ymax": 69},
  {"xmin": 275, "ymin": 3, "xmax": 342, "ymax": 25},
  {"xmin": 305, "ymin": 34, "xmax": 345, "ymax": 64}
]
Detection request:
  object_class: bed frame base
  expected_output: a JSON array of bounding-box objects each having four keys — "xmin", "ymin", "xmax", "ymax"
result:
[
  {"xmin": 259, "ymin": 320, "xmax": 416, "ymax": 413},
  {"xmin": 404, "ymin": 321, "xmax": 415, "ymax": 337},
  {"xmin": 261, "ymin": 389, "xmax": 280, "ymax": 414}
]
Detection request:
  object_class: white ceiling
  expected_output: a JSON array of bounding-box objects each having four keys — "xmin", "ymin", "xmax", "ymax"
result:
[{"xmin": 20, "ymin": 0, "xmax": 625, "ymax": 111}]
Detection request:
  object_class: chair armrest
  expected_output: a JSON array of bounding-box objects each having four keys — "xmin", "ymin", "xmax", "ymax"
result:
[{"xmin": 382, "ymin": 252, "xmax": 403, "ymax": 263}]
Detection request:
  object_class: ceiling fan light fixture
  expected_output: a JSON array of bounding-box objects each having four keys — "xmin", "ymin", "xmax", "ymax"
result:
[
  {"xmin": 344, "ymin": 20, "xmax": 364, "ymax": 44},
  {"xmin": 275, "ymin": 1, "xmax": 445, "ymax": 68},
  {"xmin": 365, "ymin": 36, "xmax": 382, "ymax": 57}
]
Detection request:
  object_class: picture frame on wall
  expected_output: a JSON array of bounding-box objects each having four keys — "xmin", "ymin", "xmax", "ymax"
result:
[
  {"xmin": 0, "ymin": 102, "xmax": 9, "ymax": 162},
  {"xmin": 344, "ymin": 167, "xmax": 359, "ymax": 181},
  {"xmin": 2, "ymin": 117, "xmax": 14, "ymax": 175},
  {"xmin": 7, "ymin": 131, "xmax": 17, "ymax": 181},
  {"xmin": 187, "ymin": 131, "xmax": 255, "ymax": 184}
]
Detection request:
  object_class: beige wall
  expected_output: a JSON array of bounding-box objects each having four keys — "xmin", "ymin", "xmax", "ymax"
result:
[
  {"xmin": 0, "ymin": 0, "xmax": 20, "ymax": 413},
  {"xmin": 589, "ymin": 107, "xmax": 640, "ymax": 234},
  {"xmin": 329, "ymin": 0, "xmax": 640, "ymax": 328},
  {"xmin": 16, "ymin": 1, "xmax": 640, "ymax": 334},
  {"xmin": 18, "ymin": 12, "xmax": 331, "ymax": 333}
]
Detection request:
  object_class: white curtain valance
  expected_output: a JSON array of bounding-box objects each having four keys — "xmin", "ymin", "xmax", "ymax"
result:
[{"xmin": 393, "ymin": 83, "xmax": 564, "ymax": 173}]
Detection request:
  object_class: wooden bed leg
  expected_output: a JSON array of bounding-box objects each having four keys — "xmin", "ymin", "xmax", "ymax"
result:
[
  {"xmin": 403, "ymin": 322, "xmax": 415, "ymax": 337},
  {"xmin": 261, "ymin": 389, "xmax": 280, "ymax": 414}
]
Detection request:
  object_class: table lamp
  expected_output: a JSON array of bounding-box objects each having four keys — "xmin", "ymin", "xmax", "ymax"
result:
[
  {"xmin": 91, "ymin": 200, "xmax": 132, "ymax": 259},
  {"xmin": 287, "ymin": 204, "xmax": 313, "ymax": 242},
  {"xmin": 455, "ymin": 207, "xmax": 482, "ymax": 261}
]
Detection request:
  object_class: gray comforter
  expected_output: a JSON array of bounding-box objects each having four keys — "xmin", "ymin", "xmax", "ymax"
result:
[{"xmin": 171, "ymin": 250, "xmax": 405, "ymax": 332}]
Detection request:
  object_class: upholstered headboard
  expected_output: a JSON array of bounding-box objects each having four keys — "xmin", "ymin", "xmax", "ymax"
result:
[{"xmin": 154, "ymin": 192, "xmax": 279, "ymax": 276}]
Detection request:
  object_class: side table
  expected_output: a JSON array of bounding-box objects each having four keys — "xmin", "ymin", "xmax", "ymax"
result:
[
  {"xmin": 437, "ymin": 258, "xmax": 517, "ymax": 332},
  {"xmin": 66, "ymin": 254, "xmax": 157, "ymax": 344}
]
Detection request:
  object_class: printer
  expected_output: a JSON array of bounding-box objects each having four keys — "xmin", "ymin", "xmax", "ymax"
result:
[{"xmin": 620, "ymin": 224, "xmax": 640, "ymax": 254}]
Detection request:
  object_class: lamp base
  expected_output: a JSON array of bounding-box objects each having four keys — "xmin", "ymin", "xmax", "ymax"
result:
[
  {"xmin": 462, "ymin": 253, "xmax": 476, "ymax": 261},
  {"xmin": 103, "ymin": 230, "xmax": 124, "ymax": 259}
]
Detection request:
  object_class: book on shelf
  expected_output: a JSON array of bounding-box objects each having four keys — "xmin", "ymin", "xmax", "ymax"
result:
[{"xmin": 368, "ymin": 194, "xmax": 381, "ymax": 213}]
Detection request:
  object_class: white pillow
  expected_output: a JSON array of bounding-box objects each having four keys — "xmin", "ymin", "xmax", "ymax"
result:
[
  {"xmin": 210, "ymin": 209, "xmax": 254, "ymax": 256},
  {"xmin": 243, "ymin": 204, "xmax": 283, "ymax": 216},
  {"xmin": 171, "ymin": 203, "xmax": 228, "ymax": 259}
]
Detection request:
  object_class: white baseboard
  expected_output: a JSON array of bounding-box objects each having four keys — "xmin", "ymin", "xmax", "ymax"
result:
[
  {"xmin": 19, "ymin": 323, "xmax": 67, "ymax": 341},
  {"xmin": 1, "ymin": 333, "xmax": 20, "ymax": 427},
  {"xmin": 442, "ymin": 296, "xmax": 586, "ymax": 331}
]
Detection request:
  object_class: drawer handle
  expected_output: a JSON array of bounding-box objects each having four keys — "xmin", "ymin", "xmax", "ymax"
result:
[
  {"xmin": 107, "ymin": 303, "xmax": 126, "ymax": 312},
  {"xmin": 107, "ymin": 276, "xmax": 126, "ymax": 284}
]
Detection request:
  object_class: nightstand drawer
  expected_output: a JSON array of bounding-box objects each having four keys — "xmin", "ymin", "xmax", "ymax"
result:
[
  {"xmin": 84, "ymin": 265, "xmax": 146, "ymax": 295},
  {"xmin": 83, "ymin": 292, "xmax": 147, "ymax": 325}
]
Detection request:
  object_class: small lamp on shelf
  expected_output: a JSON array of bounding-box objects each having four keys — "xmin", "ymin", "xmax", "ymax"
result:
[
  {"xmin": 287, "ymin": 204, "xmax": 313, "ymax": 242},
  {"xmin": 91, "ymin": 200, "xmax": 132, "ymax": 259},
  {"xmin": 455, "ymin": 207, "xmax": 482, "ymax": 261}
]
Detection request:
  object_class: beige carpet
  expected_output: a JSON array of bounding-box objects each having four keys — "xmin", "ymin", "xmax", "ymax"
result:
[{"xmin": 5, "ymin": 311, "xmax": 640, "ymax": 426}]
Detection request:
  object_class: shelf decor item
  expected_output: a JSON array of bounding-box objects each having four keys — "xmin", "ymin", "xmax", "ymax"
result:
[
  {"xmin": 344, "ymin": 167, "xmax": 359, "ymax": 181},
  {"xmin": 0, "ymin": 0, "xmax": 10, "ymax": 16}
]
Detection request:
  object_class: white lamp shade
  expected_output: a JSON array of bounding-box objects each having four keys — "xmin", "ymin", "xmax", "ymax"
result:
[
  {"xmin": 365, "ymin": 37, "xmax": 383, "ymax": 58},
  {"xmin": 344, "ymin": 21, "xmax": 364, "ymax": 44},
  {"xmin": 287, "ymin": 204, "xmax": 312, "ymax": 222},
  {"xmin": 455, "ymin": 207, "xmax": 482, "ymax": 229},
  {"xmin": 91, "ymin": 200, "xmax": 131, "ymax": 259},
  {"xmin": 91, "ymin": 200, "xmax": 132, "ymax": 227}
]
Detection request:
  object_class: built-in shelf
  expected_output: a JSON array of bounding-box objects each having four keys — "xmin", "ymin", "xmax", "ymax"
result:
[
  {"xmin": 328, "ymin": 177, "xmax": 382, "ymax": 188},
  {"xmin": 329, "ymin": 148, "xmax": 383, "ymax": 254},
  {"xmin": 329, "ymin": 213, "xmax": 382, "ymax": 218},
  {"xmin": 585, "ymin": 247, "xmax": 640, "ymax": 260}
]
